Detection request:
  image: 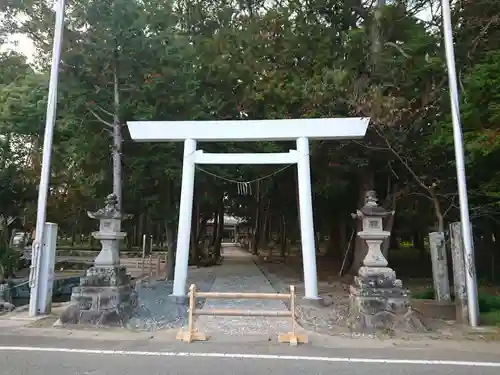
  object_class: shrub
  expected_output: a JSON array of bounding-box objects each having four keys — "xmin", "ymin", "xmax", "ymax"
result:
[
  {"xmin": 0, "ymin": 244, "xmax": 22, "ymax": 278},
  {"xmin": 412, "ymin": 287, "xmax": 500, "ymax": 313}
]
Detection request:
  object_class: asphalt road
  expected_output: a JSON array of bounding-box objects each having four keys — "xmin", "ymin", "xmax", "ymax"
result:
[
  {"xmin": 0, "ymin": 334, "xmax": 499, "ymax": 375},
  {"xmin": 1, "ymin": 349, "xmax": 499, "ymax": 375}
]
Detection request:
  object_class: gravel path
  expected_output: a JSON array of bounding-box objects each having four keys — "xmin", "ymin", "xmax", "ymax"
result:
[
  {"xmin": 194, "ymin": 247, "xmax": 292, "ymax": 337},
  {"xmin": 127, "ymin": 267, "xmax": 216, "ymax": 332},
  {"xmin": 256, "ymin": 259, "xmax": 355, "ymax": 335}
]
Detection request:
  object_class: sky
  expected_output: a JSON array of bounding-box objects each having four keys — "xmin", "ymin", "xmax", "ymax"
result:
[
  {"xmin": 4, "ymin": 33, "xmax": 36, "ymax": 61},
  {"xmin": 2, "ymin": 2, "xmax": 434, "ymax": 64}
]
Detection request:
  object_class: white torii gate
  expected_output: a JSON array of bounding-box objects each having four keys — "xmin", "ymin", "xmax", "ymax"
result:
[{"xmin": 127, "ymin": 118, "xmax": 370, "ymax": 300}]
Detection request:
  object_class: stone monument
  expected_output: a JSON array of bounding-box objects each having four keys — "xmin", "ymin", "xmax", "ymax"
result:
[
  {"xmin": 348, "ymin": 191, "xmax": 426, "ymax": 333},
  {"xmin": 59, "ymin": 194, "xmax": 137, "ymax": 326}
]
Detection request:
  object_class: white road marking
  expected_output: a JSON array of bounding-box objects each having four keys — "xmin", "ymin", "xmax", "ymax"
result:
[{"xmin": 0, "ymin": 346, "xmax": 499, "ymax": 367}]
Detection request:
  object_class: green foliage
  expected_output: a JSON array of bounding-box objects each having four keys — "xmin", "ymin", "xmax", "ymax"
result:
[
  {"xmin": 411, "ymin": 288, "xmax": 435, "ymax": 300},
  {"xmin": 412, "ymin": 288, "xmax": 500, "ymax": 315},
  {"xmin": 478, "ymin": 294, "xmax": 500, "ymax": 313},
  {"xmin": 0, "ymin": 0, "xmax": 499, "ymax": 275},
  {"xmin": 0, "ymin": 244, "xmax": 22, "ymax": 278},
  {"xmin": 480, "ymin": 311, "xmax": 500, "ymax": 327}
]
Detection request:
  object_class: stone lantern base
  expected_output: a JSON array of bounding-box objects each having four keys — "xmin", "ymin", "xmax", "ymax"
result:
[
  {"xmin": 0, "ymin": 281, "xmax": 15, "ymax": 313},
  {"xmin": 348, "ymin": 266, "xmax": 426, "ymax": 333},
  {"xmin": 58, "ymin": 265, "xmax": 137, "ymax": 326}
]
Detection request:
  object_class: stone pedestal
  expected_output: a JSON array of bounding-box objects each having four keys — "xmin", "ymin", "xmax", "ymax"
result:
[
  {"xmin": 349, "ymin": 266, "xmax": 425, "ymax": 332},
  {"xmin": 59, "ymin": 266, "xmax": 137, "ymax": 325},
  {"xmin": 0, "ymin": 282, "xmax": 14, "ymax": 313},
  {"xmin": 59, "ymin": 194, "xmax": 136, "ymax": 326},
  {"xmin": 348, "ymin": 191, "xmax": 425, "ymax": 333}
]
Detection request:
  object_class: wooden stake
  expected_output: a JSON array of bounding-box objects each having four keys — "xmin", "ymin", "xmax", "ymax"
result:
[
  {"xmin": 278, "ymin": 285, "xmax": 308, "ymax": 346},
  {"xmin": 176, "ymin": 284, "xmax": 207, "ymax": 343}
]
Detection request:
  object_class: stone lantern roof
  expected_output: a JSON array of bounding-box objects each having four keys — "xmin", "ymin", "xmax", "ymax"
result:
[{"xmin": 358, "ymin": 190, "xmax": 392, "ymax": 217}]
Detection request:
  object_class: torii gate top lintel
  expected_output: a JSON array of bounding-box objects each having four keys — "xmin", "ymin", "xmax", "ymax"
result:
[{"xmin": 127, "ymin": 117, "xmax": 370, "ymax": 142}]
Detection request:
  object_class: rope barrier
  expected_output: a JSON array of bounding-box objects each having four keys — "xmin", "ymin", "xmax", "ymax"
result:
[
  {"xmin": 0, "ymin": 280, "xmax": 30, "ymax": 293},
  {"xmin": 194, "ymin": 147, "xmax": 317, "ymax": 186},
  {"xmin": 195, "ymin": 163, "xmax": 296, "ymax": 185},
  {"xmin": 179, "ymin": 137, "xmax": 326, "ymax": 186}
]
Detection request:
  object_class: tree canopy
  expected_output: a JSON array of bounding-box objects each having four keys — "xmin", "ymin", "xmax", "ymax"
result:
[{"xmin": 1, "ymin": 0, "xmax": 499, "ymax": 278}]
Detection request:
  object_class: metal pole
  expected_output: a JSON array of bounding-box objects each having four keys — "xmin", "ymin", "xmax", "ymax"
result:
[
  {"xmin": 441, "ymin": 0, "xmax": 479, "ymax": 327},
  {"xmin": 28, "ymin": 0, "xmax": 66, "ymax": 317}
]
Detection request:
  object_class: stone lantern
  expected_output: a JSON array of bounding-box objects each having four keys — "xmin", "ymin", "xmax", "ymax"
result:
[
  {"xmin": 356, "ymin": 191, "xmax": 392, "ymax": 268},
  {"xmin": 59, "ymin": 194, "xmax": 137, "ymax": 326},
  {"xmin": 87, "ymin": 194, "xmax": 128, "ymax": 268},
  {"xmin": 348, "ymin": 191, "xmax": 425, "ymax": 333}
]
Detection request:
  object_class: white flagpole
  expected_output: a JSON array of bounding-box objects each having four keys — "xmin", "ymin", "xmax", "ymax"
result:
[
  {"xmin": 28, "ymin": 0, "xmax": 66, "ymax": 317},
  {"xmin": 440, "ymin": 0, "xmax": 479, "ymax": 326}
]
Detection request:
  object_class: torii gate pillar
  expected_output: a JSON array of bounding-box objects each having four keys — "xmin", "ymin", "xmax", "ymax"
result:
[
  {"xmin": 127, "ymin": 118, "xmax": 370, "ymax": 301},
  {"xmin": 296, "ymin": 136, "xmax": 318, "ymax": 298}
]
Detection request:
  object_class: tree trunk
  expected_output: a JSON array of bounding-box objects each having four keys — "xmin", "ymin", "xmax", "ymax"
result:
[
  {"xmin": 165, "ymin": 219, "xmax": 175, "ymax": 280},
  {"xmin": 190, "ymin": 215, "xmax": 198, "ymax": 264},
  {"xmin": 252, "ymin": 181, "xmax": 261, "ymax": 254},
  {"xmin": 127, "ymin": 227, "xmax": 133, "ymax": 249},
  {"xmin": 189, "ymin": 195, "xmax": 199, "ymax": 265},
  {"xmin": 280, "ymin": 215, "xmax": 287, "ymax": 257},
  {"xmin": 315, "ymin": 231, "xmax": 321, "ymax": 254},
  {"xmin": 294, "ymin": 167, "xmax": 301, "ymax": 243},
  {"xmin": 326, "ymin": 220, "xmax": 339, "ymax": 257},
  {"xmin": 339, "ymin": 219, "xmax": 347, "ymax": 256},
  {"xmin": 196, "ymin": 218, "xmax": 208, "ymax": 245},
  {"xmin": 137, "ymin": 214, "xmax": 144, "ymax": 247},
  {"xmin": 112, "ymin": 58, "xmax": 122, "ymax": 212},
  {"xmin": 381, "ymin": 187, "xmax": 397, "ymax": 259},
  {"xmin": 261, "ymin": 199, "xmax": 270, "ymax": 246},
  {"xmin": 267, "ymin": 214, "xmax": 273, "ymax": 243},
  {"xmin": 430, "ymin": 188, "xmax": 445, "ymax": 233},
  {"xmin": 214, "ymin": 200, "xmax": 224, "ymax": 259},
  {"xmin": 211, "ymin": 210, "xmax": 219, "ymax": 246}
]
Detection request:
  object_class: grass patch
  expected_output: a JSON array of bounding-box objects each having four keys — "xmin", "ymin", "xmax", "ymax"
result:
[
  {"xmin": 480, "ymin": 311, "xmax": 500, "ymax": 327},
  {"xmin": 412, "ymin": 289, "xmax": 435, "ymax": 300},
  {"xmin": 413, "ymin": 287, "xmax": 500, "ymax": 326}
]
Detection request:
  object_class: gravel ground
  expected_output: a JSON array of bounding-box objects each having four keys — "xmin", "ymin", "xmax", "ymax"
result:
[
  {"xmin": 255, "ymin": 259, "xmax": 358, "ymax": 335},
  {"xmin": 256, "ymin": 260, "xmax": 494, "ymax": 340},
  {"xmin": 127, "ymin": 268, "xmax": 216, "ymax": 332},
  {"xmin": 194, "ymin": 249, "xmax": 292, "ymax": 337}
]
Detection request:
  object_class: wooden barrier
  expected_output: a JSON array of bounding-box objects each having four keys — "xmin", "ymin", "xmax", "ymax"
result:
[
  {"xmin": 176, "ymin": 284, "xmax": 307, "ymax": 346},
  {"xmin": 123, "ymin": 253, "xmax": 165, "ymax": 280}
]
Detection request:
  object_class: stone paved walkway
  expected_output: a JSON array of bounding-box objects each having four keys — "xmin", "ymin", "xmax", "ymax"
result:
[{"xmin": 193, "ymin": 246, "xmax": 292, "ymax": 338}]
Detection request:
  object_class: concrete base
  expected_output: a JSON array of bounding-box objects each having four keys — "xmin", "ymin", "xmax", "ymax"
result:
[
  {"xmin": 167, "ymin": 294, "xmax": 189, "ymax": 305},
  {"xmin": 348, "ymin": 267, "xmax": 426, "ymax": 333},
  {"xmin": 58, "ymin": 266, "xmax": 137, "ymax": 326},
  {"xmin": 301, "ymin": 296, "xmax": 325, "ymax": 307},
  {"xmin": 9, "ymin": 312, "xmax": 52, "ymax": 321}
]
